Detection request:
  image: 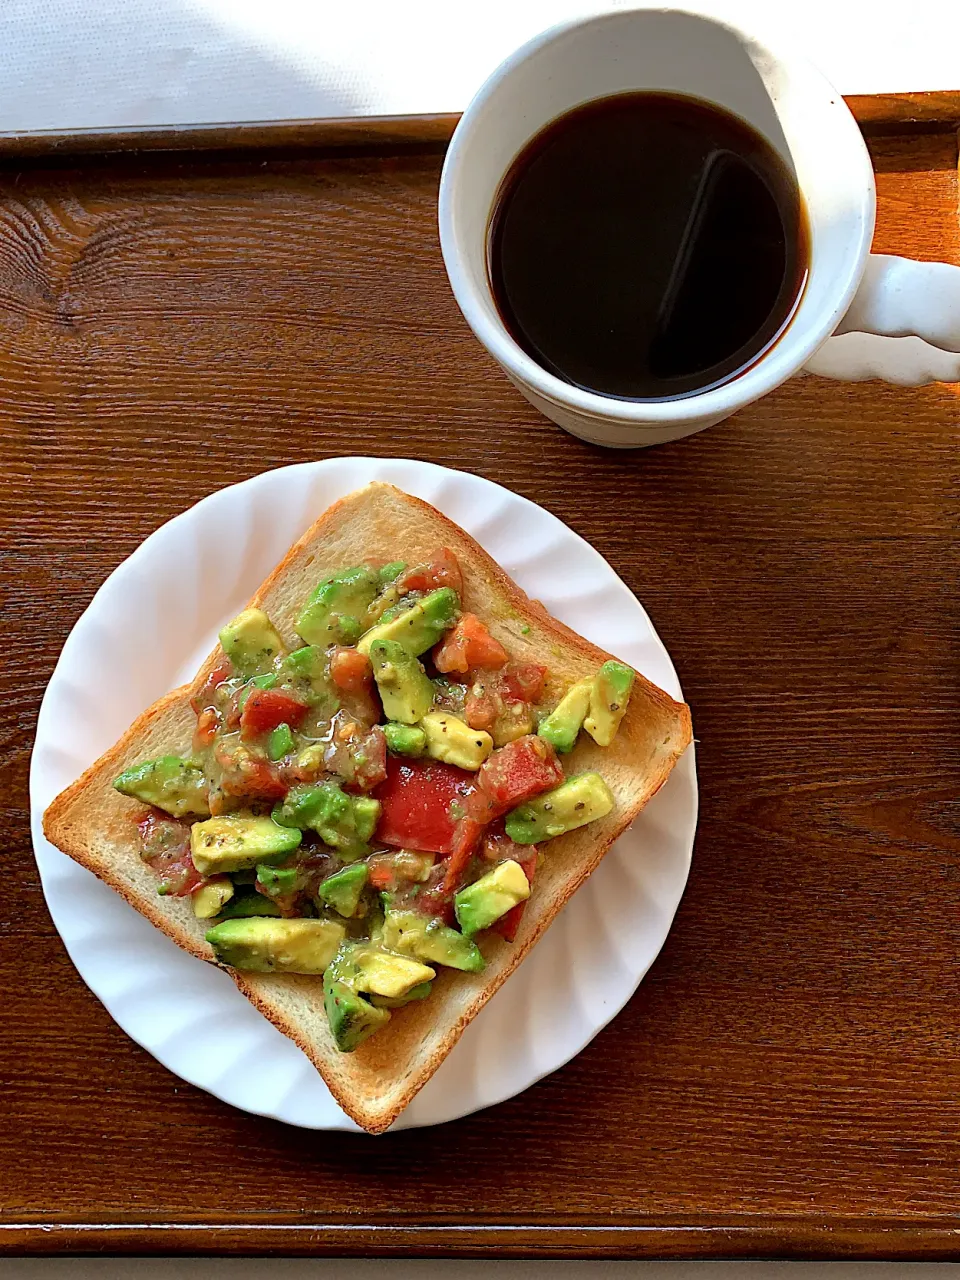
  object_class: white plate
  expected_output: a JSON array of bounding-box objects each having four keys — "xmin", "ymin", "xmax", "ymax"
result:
[{"xmin": 30, "ymin": 457, "xmax": 697, "ymax": 1132}]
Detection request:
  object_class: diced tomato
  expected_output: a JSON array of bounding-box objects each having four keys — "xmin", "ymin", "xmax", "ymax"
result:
[
  {"xmin": 467, "ymin": 735, "xmax": 564, "ymax": 822},
  {"xmin": 222, "ymin": 687, "xmax": 244, "ymax": 732},
  {"xmin": 367, "ymin": 859, "xmax": 396, "ymax": 891},
  {"xmin": 348, "ymin": 724, "xmax": 388, "ymax": 791},
  {"xmin": 464, "ymin": 663, "xmax": 547, "ymax": 735},
  {"xmin": 434, "ymin": 614, "xmax": 508, "ymax": 674},
  {"xmin": 215, "ymin": 739, "xmax": 287, "ymax": 800},
  {"xmin": 342, "ymin": 683, "xmax": 382, "ymax": 731},
  {"xmin": 330, "ymin": 646, "xmax": 373, "ymax": 694},
  {"xmin": 479, "ymin": 820, "xmax": 511, "ymax": 861},
  {"xmin": 190, "ymin": 658, "xmax": 234, "ymax": 715},
  {"xmin": 493, "ymin": 849, "xmax": 537, "ymax": 942},
  {"xmin": 464, "ymin": 679, "xmax": 499, "ymax": 732},
  {"xmin": 228, "ymin": 757, "xmax": 286, "ymax": 800},
  {"xmin": 442, "ymin": 817, "xmax": 484, "ymax": 894},
  {"xmin": 281, "ymin": 749, "xmax": 325, "ymax": 787},
  {"xmin": 326, "ymin": 718, "xmax": 387, "ymax": 791},
  {"xmin": 500, "ymin": 662, "xmax": 547, "ymax": 703},
  {"xmin": 208, "ymin": 788, "xmax": 232, "ymax": 817},
  {"xmin": 374, "ymin": 755, "xmax": 476, "ymax": 855},
  {"xmin": 330, "ymin": 647, "xmax": 382, "ymax": 726},
  {"xmin": 398, "ymin": 547, "xmax": 463, "ymax": 597},
  {"xmin": 137, "ymin": 809, "xmax": 204, "ymax": 896},
  {"xmin": 240, "ymin": 688, "xmax": 309, "ymax": 740},
  {"xmin": 193, "ymin": 706, "xmax": 220, "ymax": 751},
  {"xmin": 416, "ymin": 862, "xmax": 457, "ymax": 924},
  {"xmin": 366, "ymin": 849, "xmax": 435, "ymax": 892}
]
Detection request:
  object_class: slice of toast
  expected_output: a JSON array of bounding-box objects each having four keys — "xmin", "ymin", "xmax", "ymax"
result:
[{"xmin": 43, "ymin": 482, "xmax": 692, "ymax": 1133}]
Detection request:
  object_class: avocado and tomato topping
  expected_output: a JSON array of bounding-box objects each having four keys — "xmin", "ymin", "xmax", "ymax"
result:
[{"xmin": 113, "ymin": 544, "xmax": 638, "ymax": 1053}]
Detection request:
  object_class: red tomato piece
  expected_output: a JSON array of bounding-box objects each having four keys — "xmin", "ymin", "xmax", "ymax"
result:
[
  {"xmin": 470, "ymin": 735, "xmax": 564, "ymax": 821},
  {"xmin": 492, "ymin": 849, "xmax": 537, "ymax": 942},
  {"xmin": 434, "ymin": 614, "xmax": 508, "ymax": 674},
  {"xmin": 193, "ymin": 706, "xmax": 220, "ymax": 751},
  {"xmin": 216, "ymin": 739, "xmax": 287, "ymax": 800},
  {"xmin": 366, "ymin": 850, "xmax": 435, "ymax": 892},
  {"xmin": 190, "ymin": 658, "xmax": 234, "ymax": 715},
  {"xmin": 222, "ymin": 687, "xmax": 244, "ymax": 732},
  {"xmin": 479, "ymin": 820, "xmax": 511, "ymax": 860},
  {"xmin": 416, "ymin": 862, "xmax": 457, "ymax": 925},
  {"xmin": 346, "ymin": 724, "xmax": 388, "ymax": 792},
  {"xmin": 464, "ymin": 679, "xmax": 499, "ymax": 732},
  {"xmin": 374, "ymin": 756, "xmax": 476, "ymax": 854},
  {"xmin": 398, "ymin": 547, "xmax": 463, "ymax": 596},
  {"xmin": 442, "ymin": 817, "xmax": 484, "ymax": 894},
  {"xmin": 500, "ymin": 662, "xmax": 547, "ymax": 703},
  {"xmin": 208, "ymin": 788, "xmax": 232, "ymax": 817},
  {"xmin": 464, "ymin": 663, "xmax": 546, "ymax": 734},
  {"xmin": 330, "ymin": 646, "xmax": 373, "ymax": 694},
  {"xmin": 137, "ymin": 809, "xmax": 204, "ymax": 896},
  {"xmin": 240, "ymin": 688, "xmax": 309, "ymax": 740},
  {"xmin": 367, "ymin": 858, "xmax": 397, "ymax": 891},
  {"xmin": 326, "ymin": 717, "xmax": 388, "ymax": 791}
]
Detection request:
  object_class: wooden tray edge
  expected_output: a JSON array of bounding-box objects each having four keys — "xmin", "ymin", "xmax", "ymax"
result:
[
  {"xmin": 0, "ymin": 113, "xmax": 460, "ymax": 160},
  {"xmin": 5, "ymin": 1217, "xmax": 960, "ymax": 1260},
  {"xmin": 0, "ymin": 91, "xmax": 956, "ymax": 161}
]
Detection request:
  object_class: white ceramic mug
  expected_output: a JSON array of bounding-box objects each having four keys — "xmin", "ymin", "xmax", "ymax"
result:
[{"xmin": 438, "ymin": 7, "xmax": 960, "ymax": 448}]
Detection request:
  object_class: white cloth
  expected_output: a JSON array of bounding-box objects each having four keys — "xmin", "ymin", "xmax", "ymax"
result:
[{"xmin": 0, "ymin": 0, "xmax": 957, "ymax": 135}]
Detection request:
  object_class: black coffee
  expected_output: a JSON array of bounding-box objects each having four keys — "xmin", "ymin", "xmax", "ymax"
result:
[{"xmin": 488, "ymin": 92, "xmax": 808, "ymax": 401}]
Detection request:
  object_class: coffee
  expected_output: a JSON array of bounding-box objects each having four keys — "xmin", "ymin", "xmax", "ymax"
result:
[{"xmin": 488, "ymin": 92, "xmax": 808, "ymax": 402}]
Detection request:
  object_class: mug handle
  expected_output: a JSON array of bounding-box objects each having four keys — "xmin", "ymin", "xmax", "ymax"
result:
[{"xmin": 803, "ymin": 253, "xmax": 960, "ymax": 384}]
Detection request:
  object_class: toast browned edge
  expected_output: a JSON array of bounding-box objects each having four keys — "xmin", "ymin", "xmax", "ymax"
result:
[{"xmin": 43, "ymin": 481, "xmax": 692, "ymax": 1132}]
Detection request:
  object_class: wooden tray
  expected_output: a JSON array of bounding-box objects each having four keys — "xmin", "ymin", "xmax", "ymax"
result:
[{"xmin": 4, "ymin": 92, "xmax": 959, "ymax": 1261}]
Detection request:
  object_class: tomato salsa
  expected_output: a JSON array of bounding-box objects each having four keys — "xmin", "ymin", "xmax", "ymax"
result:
[{"xmin": 112, "ymin": 548, "xmax": 636, "ymax": 1052}]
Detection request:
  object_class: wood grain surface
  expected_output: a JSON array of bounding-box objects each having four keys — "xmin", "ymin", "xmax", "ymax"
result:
[{"xmin": 1, "ymin": 100, "xmax": 959, "ymax": 1259}]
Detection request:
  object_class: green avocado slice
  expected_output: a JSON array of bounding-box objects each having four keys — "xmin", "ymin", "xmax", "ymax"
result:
[{"xmin": 113, "ymin": 755, "xmax": 210, "ymax": 818}]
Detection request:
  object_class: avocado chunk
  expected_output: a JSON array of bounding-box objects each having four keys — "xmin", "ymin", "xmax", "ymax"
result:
[
  {"xmin": 504, "ymin": 772, "xmax": 614, "ymax": 844},
  {"xmin": 383, "ymin": 721, "xmax": 427, "ymax": 757},
  {"xmin": 323, "ymin": 973, "xmax": 391, "ymax": 1052},
  {"xmin": 219, "ymin": 608, "xmax": 284, "ymax": 676},
  {"xmin": 583, "ymin": 660, "xmax": 636, "ymax": 747},
  {"xmin": 190, "ymin": 814, "xmax": 302, "ymax": 876},
  {"xmin": 370, "ymin": 981, "xmax": 433, "ymax": 1009},
  {"xmin": 213, "ymin": 889, "xmax": 283, "ymax": 919},
  {"xmin": 420, "ymin": 712, "xmax": 493, "ymax": 770},
  {"xmin": 296, "ymin": 565, "xmax": 378, "ymax": 647},
  {"xmin": 378, "ymin": 560, "xmax": 407, "ymax": 585},
  {"xmin": 206, "ymin": 916, "xmax": 345, "ymax": 973},
  {"xmin": 192, "ymin": 877, "xmax": 235, "ymax": 919},
  {"xmin": 368, "ymin": 639, "xmax": 435, "ymax": 724},
  {"xmin": 113, "ymin": 755, "xmax": 210, "ymax": 818},
  {"xmin": 267, "ymin": 723, "xmax": 294, "ymax": 761},
  {"xmin": 357, "ymin": 587, "xmax": 459, "ymax": 658},
  {"xmin": 330, "ymin": 943, "xmax": 435, "ymax": 1000},
  {"xmin": 276, "ymin": 645, "xmax": 340, "ymax": 715},
  {"xmin": 455, "ymin": 859, "xmax": 532, "ymax": 935},
  {"xmin": 355, "ymin": 948, "xmax": 434, "ymax": 999},
  {"xmin": 272, "ymin": 781, "xmax": 380, "ymax": 859},
  {"xmin": 256, "ymin": 862, "xmax": 301, "ymax": 900},
  {"xmin": 316, "ymin": 863, "xmax": 369, "ymax": 917},
  {"xmin": 382, "ymin": 908, "xmax": 485, "ymax": 972},
  {"xmin": 538, "ymin": 679, "xmax": 592, "ymax": 754}
]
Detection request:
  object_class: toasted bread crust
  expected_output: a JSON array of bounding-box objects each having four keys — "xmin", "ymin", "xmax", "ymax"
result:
[{"xmin": 43, "ymin": 482, "xmax": 691, "ymax": 1133}]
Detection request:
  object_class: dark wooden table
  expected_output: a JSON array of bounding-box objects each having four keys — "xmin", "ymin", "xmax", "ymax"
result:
[{"xmin": 2, "ymin": 95, "xmax": 959, "ymax": 1260}]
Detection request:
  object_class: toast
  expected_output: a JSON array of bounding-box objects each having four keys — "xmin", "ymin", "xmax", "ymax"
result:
[{"xmin": 43, "ymin": 482, "xmax": 692, "ymax": 1132}]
